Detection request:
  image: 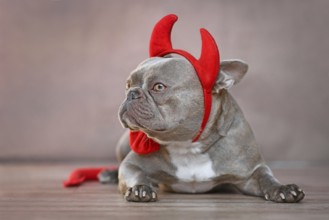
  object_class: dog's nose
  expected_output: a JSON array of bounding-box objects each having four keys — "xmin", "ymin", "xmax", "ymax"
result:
[{"xmin": 127, "ymin": 88, "xmax": 143, "ymax": 100}]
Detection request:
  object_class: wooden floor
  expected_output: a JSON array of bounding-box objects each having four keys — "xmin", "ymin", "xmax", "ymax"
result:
[{"xmin": 0, "ymin": 162, "xmax": 328, "ymax": 220}]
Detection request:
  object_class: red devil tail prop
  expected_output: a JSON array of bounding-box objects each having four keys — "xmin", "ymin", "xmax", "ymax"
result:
[{"xmin": 63, "ymin": 167, "xmax": 117, "ymax": 187}]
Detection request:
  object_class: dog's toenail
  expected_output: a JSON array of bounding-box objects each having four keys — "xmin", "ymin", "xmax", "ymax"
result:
[{"xmin": 291, "ymin": 191, "xmax": 297, "ymax": 197}]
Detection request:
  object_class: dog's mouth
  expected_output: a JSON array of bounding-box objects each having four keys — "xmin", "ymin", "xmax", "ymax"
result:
[
  {"xmin": 119, "ymin": 98, "xmax": 170, "ymax": 132},
  {"xmin": 120, "ymin": 111, "xmax": 142, "ymax": 130},
  {"xmin": 121, "ymin": 110, "xmax": 172, "ymax": 136}
]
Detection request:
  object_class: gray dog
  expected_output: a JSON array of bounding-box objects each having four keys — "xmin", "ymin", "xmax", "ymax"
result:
[{"xmin": 101, "ymin": 15, "xmax": 305, "ymax": 203}]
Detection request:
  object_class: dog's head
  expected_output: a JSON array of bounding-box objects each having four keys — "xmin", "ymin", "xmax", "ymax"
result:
[
  {"xmin": 119, "ymin": 56, "xmax": 248, "ymax": 143},
  {"xmin": 119, "ymin": 14, "xmax": 248, "ymax": 144}
]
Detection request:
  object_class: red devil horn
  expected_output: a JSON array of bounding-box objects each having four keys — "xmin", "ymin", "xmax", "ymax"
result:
[
  {"xmin": 149, "ymin": 14, "xmax": 178, "ymax": 57},
  {"xmin": 198, "ymin": 28, "xmax": 220, "ymax": 92}
]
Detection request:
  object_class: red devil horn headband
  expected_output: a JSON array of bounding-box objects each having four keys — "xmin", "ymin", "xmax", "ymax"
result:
[{"xmin": 150, "ymin": 14, "xmax": 220, "ymax": 141}]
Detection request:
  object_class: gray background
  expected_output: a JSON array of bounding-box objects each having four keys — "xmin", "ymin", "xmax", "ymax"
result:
[{"xmin": 1, "ymin": 0, "xmax": 328, "ymax": 162}]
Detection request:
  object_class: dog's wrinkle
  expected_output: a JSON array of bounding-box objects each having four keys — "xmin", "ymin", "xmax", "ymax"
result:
[
  {"xmin": 140, "ymin": 101, "xmax": 157, "ymax": 119},
  {"xmin": 145, "ymin": 90, "xmax": 166, "ymax": 120},
  {"xmin": 126, "ymin": 107, "xmax": 166, "ymax": 132},
  {"xmin": 126, "ymin": 97, "xmax": 155, "ymax": 121},
  {"xmin": 195, "ymin": 91, "xmax": 234, "ymax": 145},
  {"xmin": 167, "ymin": 127, "xmax": 195, "ymax": 137},
  {"xmin": 131, "ymin": 104, "xmax": 154, "ymax": 120},
  {"xmin": 119, "ymin": 102, "xmax": 127, "ymax": 120}
]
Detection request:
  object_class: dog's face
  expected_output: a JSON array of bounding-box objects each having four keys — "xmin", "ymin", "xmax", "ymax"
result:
[
  {"xmin": 119, "ymin": 55, "xmax": 248, "ymax": 143},
  {"xmin": 119, "ymin": 55, "xmax": 204, "ymax": 142}
]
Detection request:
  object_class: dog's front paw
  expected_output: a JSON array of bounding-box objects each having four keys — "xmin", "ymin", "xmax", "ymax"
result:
[
  {"xmin": 264, "ymin": 184, "xmax": 305, "ymax": 203},
  {"xmin": 125, "ymin": 185, "xmax": 157, "ymax": 202}
]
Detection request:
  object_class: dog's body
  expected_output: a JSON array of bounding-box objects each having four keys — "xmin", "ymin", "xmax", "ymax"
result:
[{"xmin": 108, "ymin": 56, "xmax": 305, "ymax": 203}]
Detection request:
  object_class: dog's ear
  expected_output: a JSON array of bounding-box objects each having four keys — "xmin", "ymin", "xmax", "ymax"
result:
[{"xmin": 213, "ymin": 59, "xmax": 248, "ymax": 93}]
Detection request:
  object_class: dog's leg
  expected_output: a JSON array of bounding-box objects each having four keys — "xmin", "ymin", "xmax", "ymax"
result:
[
  {"xmin": 115, "ymin": 130, "xmax": 131, "ymax": 162},
  {"xmin": 236, "ymin": 165, "xmax": 305, "ymax": 203},
  {"xmin": 98, "ymin": 131, "xmax": 131, "ymax": 184},
  {"xmin": 118, "ymin": 161, "xmax": 158, "ymax": 202}
]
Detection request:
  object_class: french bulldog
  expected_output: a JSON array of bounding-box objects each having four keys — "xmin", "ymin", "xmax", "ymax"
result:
[{"xmin": 101, "ymin": 15, "xmax": 305, "ymax": 203}]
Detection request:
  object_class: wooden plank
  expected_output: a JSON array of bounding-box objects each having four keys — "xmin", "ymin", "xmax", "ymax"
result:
[{"xmin": 0, "ymin": 163, "xmax": 328, "ymax": 220}]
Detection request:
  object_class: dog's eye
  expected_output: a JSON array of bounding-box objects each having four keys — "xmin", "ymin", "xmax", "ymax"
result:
[
  {"xmin": 126, "ymin": 81, "xmax": 131, "ymax": 90},
  {"xmin": 152, "ymin": 83, "xmax": 166, "ymax": 92}
]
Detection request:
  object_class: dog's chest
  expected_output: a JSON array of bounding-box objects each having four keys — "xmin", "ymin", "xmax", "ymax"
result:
[
  {"xmin": 166, "ymin": 143, "xmax": 217, "ymax": 193},
  {"xmin": 171, "ymin": 153, "xmax": 215, "ymax": 181}
]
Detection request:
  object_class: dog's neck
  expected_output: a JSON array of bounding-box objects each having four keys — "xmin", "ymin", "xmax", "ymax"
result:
[
  {"xmin": 156, "ymin": 90, "xmax": 235, "ymax": 154},
  {"xmin": 200, "ymin": 90, "xmax": 234, "ymax": 141},
  {"xmin": 191, "ymin": 90, "xmax": 235, "ymax": 153}
]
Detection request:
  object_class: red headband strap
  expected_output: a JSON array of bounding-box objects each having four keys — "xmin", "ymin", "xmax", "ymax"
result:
[{"xmin": 149, "ymin": 14, "xmax": 220, "ymax": 141}]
